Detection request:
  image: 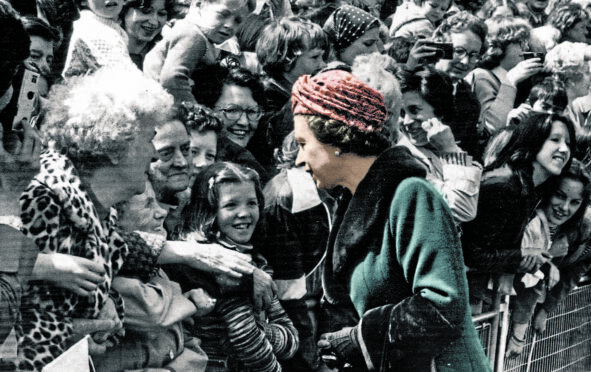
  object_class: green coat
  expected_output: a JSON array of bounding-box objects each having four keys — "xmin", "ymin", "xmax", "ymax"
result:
[{"xmin": 322, "ymin": 147, "xmax": 491, "ymax": 371}]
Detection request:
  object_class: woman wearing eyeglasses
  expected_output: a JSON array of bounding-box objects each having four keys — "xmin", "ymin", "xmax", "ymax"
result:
[
  {"xmin": 194, "ymin": 65, "xmax": 270, "ymax": 183},
  {"xmin": 465, "ymin": 16, "xmax": 543, "ymax": 140}
]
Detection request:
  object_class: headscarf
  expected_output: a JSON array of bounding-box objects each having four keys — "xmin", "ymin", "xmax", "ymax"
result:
[
  {"xmin": 291, "ymin": 69, "xmax": 386, "ymax": 133},
  {"xmin": 323, "ymin": 5, "xmax": 380, "ymax": 51}
]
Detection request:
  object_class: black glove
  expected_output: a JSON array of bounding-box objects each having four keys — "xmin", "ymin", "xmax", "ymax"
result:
[{"xmin": 318, "ymin": 326, "xmax": 364, "ymax": 369}]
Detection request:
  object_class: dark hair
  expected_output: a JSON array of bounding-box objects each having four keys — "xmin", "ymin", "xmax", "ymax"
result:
[
  {"xmin": 550, "ymin": 3, "xmax": 589, "ymax": 43},
  {"xmin": 541, "ymin": 158, "xmax": 591, "ymax": 233},
  {"xmin": 193, "ymin": 66, "xmax": 265, "ymax": 109},
  {"xmin": 0, "ymin": 0, "xmax": 30, "ymax": 95},
  {"xmin": 181, "ymin": 162, "xmax": 264, "ymax": 240},
  {"xmin": 303, "ymin": 115, "xmax": 390, "ymax": 157},
  {"xmin": 256, "ymin": 16, "xmax": 328, "ymax": 80},
  {"xmin": 36, "ymin": 0, "xmax": 79, "ymax": 30},
  {"xmin": 387, "ymin": 36, "xmax": 419, "ymax": 64},
  {"xmin": 177, "ymin": 102, "xmax": 223, "ymax": 134},
  {"xmin": 476, "ymin": 0, "xmax": 519, "ymax": 20},
  {"xmin": 398, "ymin": 65, "xmax": 455, "ymax": 124},
  {"xmin": 299, "ymin": 3, "xmax": 338, "ymax": 26},
  {"xmin": 236, "ymin": 13, "xmax": 273, "ymax": 52},
  {"xmin": 527, "ymin": 77, "xmax": 568, "ymax": 114},
  {"xmin": 120, "ymin": 0, "xmax": 176, "ymax": 23},
  {"xmin": 485, "ymin": 112, "xmax": 576, "ymax": 175},
  {"xmin": 22, "ymin": 16, "xmax": 61, "ymax": 46},
  {"xmin": 433, "ymin": 10, "xmax": 488, "ymax": 49}
]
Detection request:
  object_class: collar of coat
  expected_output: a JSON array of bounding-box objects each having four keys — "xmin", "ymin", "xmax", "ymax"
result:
[
  {"xmin": 34, "ymin": 151, "xmax": 115, "ymax": 233},
  {"xmin": 323, "ymin": 146, "xmax": 427, "ymax": 304}
]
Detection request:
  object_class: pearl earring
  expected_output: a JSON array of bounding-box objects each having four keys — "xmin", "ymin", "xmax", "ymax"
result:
[{"xmin": 334, "ymin": 151, "xmax": 341, "ymax": 157}]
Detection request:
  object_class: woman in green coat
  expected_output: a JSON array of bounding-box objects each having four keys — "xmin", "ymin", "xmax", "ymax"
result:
[{"xmin": 291, "ymin": 68, "xmax": 491, "ymax": 371}]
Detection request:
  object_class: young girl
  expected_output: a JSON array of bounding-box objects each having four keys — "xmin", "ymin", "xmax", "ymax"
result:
[
  {"xmin": 506, "ymin": 159, "xmax": 591, "ymax": 357},
  {"xmin": 165, "ymin": 162, "xmax": 299, "ymax": 372}
]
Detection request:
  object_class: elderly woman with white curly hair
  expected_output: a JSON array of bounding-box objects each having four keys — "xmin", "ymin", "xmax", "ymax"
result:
[{"xmin": 15, "ymin": 67, "xmax": 256, "ymax": 371}]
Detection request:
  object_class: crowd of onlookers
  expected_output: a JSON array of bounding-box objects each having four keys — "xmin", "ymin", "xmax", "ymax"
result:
[{"xmin": 2, "ymin": 0, "xmax": 591, "ymax": 370}]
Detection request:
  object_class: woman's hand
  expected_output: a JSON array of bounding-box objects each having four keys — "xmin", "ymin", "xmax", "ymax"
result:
[
  {"xmin": 33, "ymin": 253, "xmax": 105, "ymax": 296},
  {"xmin": 519, "ymin": 248, "xmax": 549, "ymax": 273},
  {"xmin": 422, "ymin": 118, "xmax": 461, "ymax": 153},
  {"xmin": 506, "ymin": 103, "xmax": 533, "ymax": 125},
  {"xmin": 406, "ymin": 39, "xmax": 440, "ymax": 70},
  {"xmin": 185, "ymin": 288, "xmax": 216, "ymax": 316},
  {"xmin": 506, "ymin": 58, "xmax": 543, "ymax": 86},
  {"xmin": 70, "ymin": 317, "xmax": 122, "ymax": 355},
  {"xmin": 159, "ymin": 241, "xmax": 256, "ymax": 279},
  {"xmin": 252, "ymin": 268, "xmax": 277, "ymax": 313}
]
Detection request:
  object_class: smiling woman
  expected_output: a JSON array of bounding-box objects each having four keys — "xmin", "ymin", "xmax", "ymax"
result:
[{"xmin": 120, "ymin": 0, "xmax": 175, "ymax": 69}]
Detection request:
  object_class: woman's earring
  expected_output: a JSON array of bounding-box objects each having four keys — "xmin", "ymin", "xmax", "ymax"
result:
[{"xmin": 334, "ymin": 151, "xmax": 341, "ymax": 157}]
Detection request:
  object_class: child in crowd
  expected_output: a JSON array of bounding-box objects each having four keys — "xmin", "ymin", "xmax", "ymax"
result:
[
  {"xmin": 165, "ymin": 162, "xmax": 299, "ymax": 371},
  {"xmin": 506, "ymin": 160, "xmax": 591, "ymax": 357},
  {"xmin": 63, "ymin": 0, "xmax": 137, "ymax": 77},
  {"xmin": 144, "ymin": 0, "xmax": 250, "ymax": 105},
  {"xmin": 506, "ymin": 77, "xmax": 569, "ymax": 126},
  {"xmin": 179, "ymin": 102, "xmax": 223, "ymax": 185},
  {"xmin": 389, "ymin": 0, "xmax": 452, "ymax": 39}
]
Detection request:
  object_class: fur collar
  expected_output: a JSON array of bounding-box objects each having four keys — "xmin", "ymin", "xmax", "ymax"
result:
[{"xmin": 323, "ymin": 146, "xmax": 427, "ymax": 304}]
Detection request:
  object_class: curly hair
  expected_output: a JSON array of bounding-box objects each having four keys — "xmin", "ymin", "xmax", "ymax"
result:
[
  {"xmin": 432, "ymin": 10, "xmax": 488, "ymax": 51},
  {"xmin": 256, "ymin": 17, "xmax": 328, "ymax": 80},
  {"xmin": 42, "ymin": 67, "xmax": 174, "ymax": 173},
  {"xmin": 176, "ymin": 102, "xmax": 223, "ymax": 135},
  {"xmin": 549, "ymin": 3, "xmax": 589, "ymax": 43},
  {"xmin": 478, "ymin": 16, "xmax": 531, "ymax": 69},
  {"xmin": 181, "ymin": 161, "xmax": 264, "ymax": 241},
  {"xmin": 544, "ymin": 41, "xmax": 590, "ymax": 85},
  {"xmin": 303, "ymin": 115, "xmax": 390, "ymax": 157}
]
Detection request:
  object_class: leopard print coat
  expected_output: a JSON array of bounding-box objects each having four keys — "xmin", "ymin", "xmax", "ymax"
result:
[{"xmin": 17, "ymin": 151, "xmax": 128, "ymax": 371}]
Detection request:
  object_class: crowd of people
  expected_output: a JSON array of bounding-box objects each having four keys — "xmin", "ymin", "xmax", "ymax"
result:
[{"xmin": 2, "ymin": 0, "xmax": 591, "ymax": 370}]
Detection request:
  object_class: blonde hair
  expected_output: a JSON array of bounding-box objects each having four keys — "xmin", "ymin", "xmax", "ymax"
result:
[{"xmin": 545, "ymin": 41, "xmax": 590, "ymax": 83}]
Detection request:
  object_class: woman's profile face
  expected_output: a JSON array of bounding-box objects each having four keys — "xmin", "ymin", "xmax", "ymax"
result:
[
  {"xmin": 534, "ymin": 120, "xmax": 571, "ymax": 179},
  {"xmin": 401, "ymin": 91, "xmax": 436, "ymax": 147},
  {"xmin": 118, "ymin": 181, "xmax": 168, "ymax": 238},
  {"xmin": 543, "ymin": 176, "xmax": 584, "ymax": 226},
  {"xmin": 294, "ymin": 115, "xmax": 343, "ymax": 190},
  {"xmin": 339, "ymin": 27, "xmax": 380, "ymax": 65},
  {"xmin": 566, "ymin": 20, "xmax": 589, "ymax": 43},
  {"xmin": 124, "ymin": 0, "xmax": 168, "ymax": 43}
]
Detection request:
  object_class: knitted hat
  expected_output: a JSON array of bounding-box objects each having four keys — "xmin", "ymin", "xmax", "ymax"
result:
[
  {"xmin": 323, "ymin": 5, "xmax": 380, "ymax": 51},
  {"xmin": 291, "ymin": 69, "xmax": 386, "ymax": 133}
]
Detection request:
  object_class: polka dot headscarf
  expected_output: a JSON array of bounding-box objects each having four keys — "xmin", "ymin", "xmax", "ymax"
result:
[{"xmin": 323, "ymin": 5, "xmax": 380, "ymax": 51}]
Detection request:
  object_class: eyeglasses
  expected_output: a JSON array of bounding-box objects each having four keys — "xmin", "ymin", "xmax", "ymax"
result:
[
  {"xmin": 453, "ymin": 47, "xmax": 480, "ymax": 63},
  {"xmin": 215, "ymin": 106, "xmax": 263, "ymax": 121}
]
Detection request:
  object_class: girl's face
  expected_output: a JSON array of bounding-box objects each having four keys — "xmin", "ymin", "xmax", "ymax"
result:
[
  {"xmin": 289, "ymin": 47, "xmax": 326, "ymax": 81},
  {"xmin": 543, "ymin": 177, "xmax": 584, "ymax": 226},
  {"xmin": 502, "ymin": 39, "xmax": 528, "ymax": 71},
  {"xmin": 339, "ymin": 27, "xmax": 380, "ymax": 66},
  {"xmin": 401, "ymin": 91, "xmax": 436, "ymax": 147},
  {"xmin": 534, "ymin": 120, "xmax": 571, "ymax": 181},
  {"xmin": 420, "ymin": 0, "xmax": 450, "ymax": 25},
  {"xmin": 198, "ymin": 0, "xmax": 248, "ymax": 44},
  {"xmin": 216, "ymin": 181, "xmax": 260, "ymax": 244},
  {"xmin": 435, "ymin": 30, "xmax": 482, "ymax": 81},
  {"xmin": 84, "ymin": 0, "xmax": 123, "ymax": 20},
  {"xmin": 124, "ymin": 0, "xmax": 168, "ymax": 43},
  {"xmin": 568, "ymin": 65, "xmax": 591, "ymax": 100}
]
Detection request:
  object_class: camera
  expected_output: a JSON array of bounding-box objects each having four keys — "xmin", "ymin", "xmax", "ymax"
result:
[
  {"xmin": 522, "ymin": 52, "xmax": 545, "ymax": 63},
  {"xmin": 420, "ymin": 42, "xmax": 454, "ymax": 64},
  {"xmin": 12, "ymin": 68, "xmax": 39, "ymax": 131}
]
